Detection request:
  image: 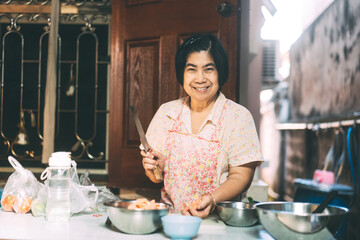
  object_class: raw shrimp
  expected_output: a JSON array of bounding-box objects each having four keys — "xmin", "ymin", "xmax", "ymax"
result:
[{"xmin": 127, "ymin": 198, "xmax": 165, "ymax": 210}]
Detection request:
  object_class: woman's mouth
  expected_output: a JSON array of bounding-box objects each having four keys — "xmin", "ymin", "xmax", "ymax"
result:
[{"xmin": 193, "ymin": 86, "xmax": 210, "ymax": 92}]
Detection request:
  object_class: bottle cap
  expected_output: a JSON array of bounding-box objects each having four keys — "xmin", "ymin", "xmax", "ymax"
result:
[{"xmin": 49, "ymin": 151, "xmax": 72, "ymax": 167}]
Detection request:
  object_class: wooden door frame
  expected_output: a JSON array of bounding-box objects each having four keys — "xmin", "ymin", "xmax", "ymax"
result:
[{"xmin": 108, "ymin": 0, "xmax": 125, "ymax": 187}]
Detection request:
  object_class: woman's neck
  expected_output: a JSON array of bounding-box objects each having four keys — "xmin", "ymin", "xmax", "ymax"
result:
[{"xmin": 189, "ymin": 92, "xmax": 219, "ymax": 113}]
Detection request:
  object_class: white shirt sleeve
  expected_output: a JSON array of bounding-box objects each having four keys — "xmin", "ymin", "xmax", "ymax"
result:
[{"xmin": 144, "ymin": 104, "xmax": 168, "ymax": 154}]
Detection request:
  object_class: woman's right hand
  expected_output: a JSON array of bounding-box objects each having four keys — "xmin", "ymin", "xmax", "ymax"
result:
[{"xmin": 141, "ymin": 149, "xmax": 165, "ymax": 183}]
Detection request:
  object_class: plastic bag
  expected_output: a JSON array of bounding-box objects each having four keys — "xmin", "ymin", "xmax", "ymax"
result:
[
  {"xmin": 79, "ymin": 170, "xmax": 92, "ymax": 186},
  {"xmin": 32, "ymin": 159, "xmax": 99, "ymax": 216},
  {"xmin": 1, "ymin": 156, "xmax": 41, "ymax": 214},
  {"xmin": 30, "ymin": 183, "xmax": 46, "ymax": 217},
  {"xmin": 95, "ymin": 186, "xmax": 120, "ymax": 212},
  {"xmin": 69, "ymin": 161, "xmax": 99, "ymax": 214},
  {"xmin": 79, "ymin": 171, "xmax": 120, "ymax": 212}
]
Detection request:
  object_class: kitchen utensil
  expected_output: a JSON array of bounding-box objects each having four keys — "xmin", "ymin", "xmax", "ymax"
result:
[
  {"xmin": 312, "ymin": 190, "xmax": 338, "ymax": 213},
  {"xmin": 323, "ymin": 142, "xmax": 335, "ymax": 171},
  {"xmin": 129, "ymin": 106, "xmax": 151, "ymax": 152},
  {"xmin": 129, "ymin": 105, "xmax": 163, "ymax": 180},
  {"xmin": 313, "ymin": 128, "xmax": 337, "ymax": 184},
  {"xmin": 335, "ymin": 128, "xmax": 348, "ymax": 183},
  {"xmin": 335, "ymin": 134, "xmax": 347, "ymax": 183},
  {"xmin": 313, "ymin": 128, "xmax": 343, "ymax": 185},
  {"xmin": 161, "ymin": 215, "xmax": 202, "ymax": 240},
  {"xmin": 255, "ymin": 202, "xmax": 348, "ymax": 240},
  {"xmin": 333, "ymin": 128, "xmax": 345, "ymax": 170},
  {"xmin": 346, "ymin": 126, "xmax": 358, "ymax": 207},
  {"xmin": 104, "ymin": 200, "xmax": 170, "ymax": 234},
  {"xmin": 216, "ymin": 201, "xmax": 258, "ymax": 227}
]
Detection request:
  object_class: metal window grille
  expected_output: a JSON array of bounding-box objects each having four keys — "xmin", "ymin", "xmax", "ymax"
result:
[{"xmin": 0, "ymin": 1, "xmax": 110, "ymax": 173}]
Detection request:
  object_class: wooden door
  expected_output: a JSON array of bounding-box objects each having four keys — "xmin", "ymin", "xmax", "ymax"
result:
[{"xmin": 109, "ymin": 0, "xmax": 239, "ymax": 189}]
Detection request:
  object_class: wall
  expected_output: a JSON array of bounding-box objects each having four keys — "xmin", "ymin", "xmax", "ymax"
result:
[
  {"xmin": 289, "ymin": 0, "xmax": 360, "ymax": 118},
  {"xmin": 285, "ymin": 0, "xmax": 360, "ymax": 238}
]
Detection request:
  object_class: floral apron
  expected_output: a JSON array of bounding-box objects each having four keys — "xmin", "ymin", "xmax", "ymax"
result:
[{"xmin": 161, "ymin": 101, "xmax": 228, "ymax": 213}]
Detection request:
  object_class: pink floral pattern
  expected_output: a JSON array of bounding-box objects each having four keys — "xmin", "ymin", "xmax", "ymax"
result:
[
  {"xmin": 145, "ymin": 92, "xmax": 264, "ymax": 212},
  {"xmin": 161, "ymin": 102, "xmax": 226, "ymax": 213}
]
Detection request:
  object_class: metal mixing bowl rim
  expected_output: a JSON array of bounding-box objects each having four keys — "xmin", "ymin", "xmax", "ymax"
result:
[
  {"xmin": 254, "ymin": 201, "xmax": 349, "ymax": 216},
  {"xmin": 216, "ymin": 201, "xmax": 256, "ymax": 209},
  {"xmin": 104, "ymin": 200, "xmax": 171, "ymax": 212}
]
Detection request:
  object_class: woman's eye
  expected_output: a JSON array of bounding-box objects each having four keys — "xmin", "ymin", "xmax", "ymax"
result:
[
  {"xmin": 205, "ymin": 68, "xmax": 214, "ymax": 72},
  {"xmin": 187, "ymin": 68, "xmax": 196, "ymax": 72}
]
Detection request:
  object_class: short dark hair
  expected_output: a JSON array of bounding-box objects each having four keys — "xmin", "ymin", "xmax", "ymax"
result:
[{"xmin": 175, "ymin": 33, "xmax": 229, "ymax": 88}]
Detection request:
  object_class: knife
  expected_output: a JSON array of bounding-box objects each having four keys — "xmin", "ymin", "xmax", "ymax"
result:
[
  {"xmin": 129, "ymin": 105, "xmax": 163, "ymax": 181},
  {"xmin": 130, "ymin": 105, "xmax": 151, "ymax": 152}
]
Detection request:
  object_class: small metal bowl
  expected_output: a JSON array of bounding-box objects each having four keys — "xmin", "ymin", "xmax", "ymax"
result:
[
  {"xmin": 216, "ymin": 201, "xmax": 258, "ymax": 227},
  {"xmin": 104, "ymin": 200, "xmax": 170, "ymax": 234},
  {"xmin": 255, "ymin": 202, "xmax": 349, "ymax": 239}
]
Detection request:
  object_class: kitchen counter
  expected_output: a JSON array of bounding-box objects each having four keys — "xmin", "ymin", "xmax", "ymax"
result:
[{"xmin": 0, "ymin": 210, "xmax": 274, "ymax": 240}]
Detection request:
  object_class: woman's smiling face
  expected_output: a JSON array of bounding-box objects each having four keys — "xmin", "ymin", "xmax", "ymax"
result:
[{"xmin": 183, "ymin": 51, "xmax": 219, "ymax": 106}]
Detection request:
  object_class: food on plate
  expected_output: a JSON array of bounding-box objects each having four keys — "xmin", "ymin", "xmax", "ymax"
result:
[
  {"xmin": 13, "ymin": 196, "xmax": 32, "ymax": 214},
  {"xmin": 1, "ymin": 194, "xmax": 18, "ymax": 212},
  {"xmin": 128, "ymin": 198, "xmax": 166, "ymax": 210},
  {"xmin": 185, "ymin": 198, "xmax": 201, "ymax": 211}
]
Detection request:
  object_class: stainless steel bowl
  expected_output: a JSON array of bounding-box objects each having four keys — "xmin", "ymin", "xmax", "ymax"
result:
[
  {"xmin": 104, "ymin": 200, "xmax": 170, "ymax": 234},
  {"xmin": 255, "ymin": 202, "xmax": 349, "ymax": 240},
  {"xmin": 216, "ymin": 201, "xmax": 258, "ymax": 227}
]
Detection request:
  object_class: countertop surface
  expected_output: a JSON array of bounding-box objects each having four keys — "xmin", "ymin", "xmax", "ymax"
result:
[{"xmin": 0, "ymin": 210, "xmax": 275, "ymax": 240}]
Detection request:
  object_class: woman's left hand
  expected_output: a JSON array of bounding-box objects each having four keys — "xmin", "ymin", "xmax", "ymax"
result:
[{"xmin": 180, "ymin": 193, "xmax": 216, "ymax": 218}]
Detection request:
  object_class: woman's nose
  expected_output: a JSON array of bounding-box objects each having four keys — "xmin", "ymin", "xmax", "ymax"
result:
[{"xmin": 195, "ymin": 71, "xmax": 206, "ymax": 83}]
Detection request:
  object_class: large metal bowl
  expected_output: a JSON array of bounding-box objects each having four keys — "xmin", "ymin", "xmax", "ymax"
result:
[
  {"xmin": 255, "ymin": 202, "xmax": 349, "ymax": 240},
  {"xmin": 104, "ymin": 200, "xmax": 170, "ymax": 234},
  {"xmin": 216, "ymin": 201, "xmax": 258, "ymax": 227}
]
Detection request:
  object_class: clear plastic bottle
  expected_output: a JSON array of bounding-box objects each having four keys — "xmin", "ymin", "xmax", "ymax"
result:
[{"xmin": 41, "ymin": 152, "xmax": 72, "ymax": 222}]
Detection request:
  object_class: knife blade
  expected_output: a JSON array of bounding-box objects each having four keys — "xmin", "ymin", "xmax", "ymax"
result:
[
  {"xmin": 129, "ymin": 105, "xmax": 151, "ymax": 153},
  {"xmin": 129, "ymin": 105, "xmax": 163, "ymax": 181}
]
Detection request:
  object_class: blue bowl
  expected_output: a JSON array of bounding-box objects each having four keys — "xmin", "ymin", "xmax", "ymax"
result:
[{"xmin": 161, "ymin": 215, "xmax": 202, "ymax": 240}]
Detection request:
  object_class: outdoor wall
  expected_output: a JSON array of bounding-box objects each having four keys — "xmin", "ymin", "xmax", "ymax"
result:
[
  {"xmin": 284, "ymin": 0, "xmax": 360, "ymax": 238},
  {"xmin": 289, "ymin": 0, "xmax": 360, "ymax": 118}
]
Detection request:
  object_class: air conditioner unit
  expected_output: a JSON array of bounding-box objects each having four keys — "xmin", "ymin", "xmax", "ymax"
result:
[{"xmin": 262, "ymin": 39, "xmax": 280, "ymax": 84}]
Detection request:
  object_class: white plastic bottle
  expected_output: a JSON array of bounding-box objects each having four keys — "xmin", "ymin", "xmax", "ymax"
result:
[{"xmin": 41, "ymin": 152, "xmax": 72, "ymax": 222}]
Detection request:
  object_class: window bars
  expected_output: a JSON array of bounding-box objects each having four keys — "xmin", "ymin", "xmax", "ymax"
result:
[{"xmin": 0, "ymin": 1, "xmax": 110, "ymax": 169}]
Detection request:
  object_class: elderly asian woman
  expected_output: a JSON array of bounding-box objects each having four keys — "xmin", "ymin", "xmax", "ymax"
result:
[{"xmin": 141, "ymin": 33, "xmax": 263, "ymax": 218}]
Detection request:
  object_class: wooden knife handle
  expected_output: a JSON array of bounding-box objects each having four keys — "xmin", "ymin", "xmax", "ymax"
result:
[{"xmin": 154, "ymin": 165, "xmax": 163, "ymax": 181}]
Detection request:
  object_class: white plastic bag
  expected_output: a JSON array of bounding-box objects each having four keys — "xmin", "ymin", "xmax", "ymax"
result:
[
  {"xmin": 31, "ymin": 159, "xmax": 99, "ymax": 216},
  {"xmin": 30, "ymin": 183, "xmax": 46, "ymax": 217},
  {"xmin": 69, "ymin": 161, "xmax": 99, "ymax": 214},
  {"xmin": 78, "ymin": 170, "xmax": 120, "ymax": 212},
  {"xmin": 1, "ymin": 156, "xmax": 41, "ymax": 214}
]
